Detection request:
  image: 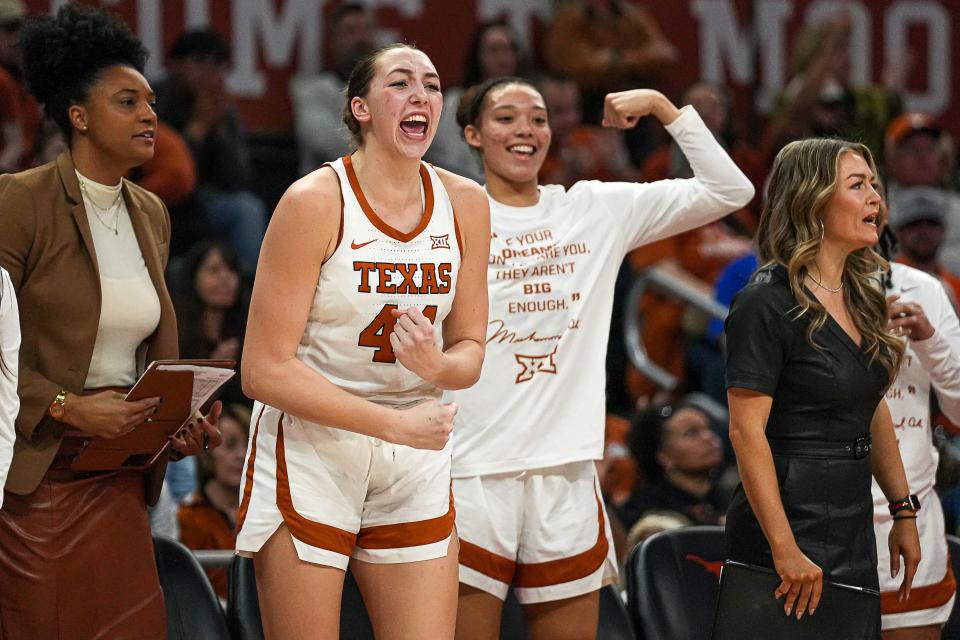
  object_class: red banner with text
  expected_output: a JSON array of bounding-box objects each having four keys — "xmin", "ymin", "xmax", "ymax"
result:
[{"xmin": 23, "ymin": 0, "xmax": 959, "ymax": 139}]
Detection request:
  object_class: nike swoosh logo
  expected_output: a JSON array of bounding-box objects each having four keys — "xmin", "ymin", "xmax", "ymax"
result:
[{"xmin": 351, "ymin": 239, "xmax": 377, "ymax": 250}]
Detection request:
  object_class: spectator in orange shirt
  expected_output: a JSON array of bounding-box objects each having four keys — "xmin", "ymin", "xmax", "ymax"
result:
[
  {"xmin": 134, "ymin": 121, "xmax": 197, "ymax": 207},
  {"xmin": 177, "ymin": 402, "xmax": 250, "ymax": 598}
]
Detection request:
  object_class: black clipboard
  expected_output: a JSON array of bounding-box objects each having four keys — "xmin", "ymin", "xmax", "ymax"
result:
[{"xmin": 712, "ymin": 560, "xmax": 880, "ymax": 640}]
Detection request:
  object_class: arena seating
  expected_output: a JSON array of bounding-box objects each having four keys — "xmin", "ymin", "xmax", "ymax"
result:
[
  {"xmin": 626, "ymin": 525, "xmax": 726, "ymax": 640},
  {"xmin": 227, "ymin": 555, "xmax": 633, "ymax": 639},
  {"xmin": 153, "ymin": 536, "xmax": 231, "ymax": 640}
]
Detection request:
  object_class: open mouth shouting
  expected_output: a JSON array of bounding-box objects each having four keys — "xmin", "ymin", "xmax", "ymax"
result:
[
  {"xmin": 862, "ymin": 212, "xmax": 878, "ymax": 227},
  {"xmin": 399, "ymin": 113, "xmax": 429, "ymax": 140}
]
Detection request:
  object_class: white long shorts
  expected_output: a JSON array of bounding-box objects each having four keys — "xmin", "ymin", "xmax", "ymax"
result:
[
  {"xmin": 453, "ymin": 460, "xmax": 618, "ymax": 604},
  {"xmin": 875, "ymin": 491, "xmax": 956, "ymax": 630},
  {"xmin": 235, "ymin": 403, "xmax": 454, "ymax": 569}
]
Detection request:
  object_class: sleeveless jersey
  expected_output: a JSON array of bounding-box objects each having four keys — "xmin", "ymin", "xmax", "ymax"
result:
[{"xmin": 298, "ymin": 155, "xmax": 461, "ymax": 407}]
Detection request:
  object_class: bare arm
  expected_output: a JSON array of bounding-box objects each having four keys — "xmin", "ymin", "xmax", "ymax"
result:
[
  {"xmin": 870, "ymin": 399, "xmax": 910, "ymax": 501},
  {"xmin": 728, "ymin": 387, "xmax": 823, "ymax": 619},
  {"xmin": 241, "ymin": 169, "xmax": 453, "ymax": 450},
  {"xmin": 390, "ymin": 172, "xmax": 490, "ymax": 390},
  {"xmin": 869, "ymin": 399, "xmax": 921, "ymax": 599}
]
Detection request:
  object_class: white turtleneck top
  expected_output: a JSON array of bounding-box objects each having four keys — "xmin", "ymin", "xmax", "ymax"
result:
[{"xmin": 76, "ymin": 170, "xmax": 161, "ymax": 388}]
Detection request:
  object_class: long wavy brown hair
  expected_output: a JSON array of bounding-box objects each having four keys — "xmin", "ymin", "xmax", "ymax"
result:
[{"xmin": 756, "ymin": 138, "xmax": 903, "ymax": 379}]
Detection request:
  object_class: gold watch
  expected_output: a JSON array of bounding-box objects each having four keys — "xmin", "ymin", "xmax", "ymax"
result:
[{"xmin": 48, "ymin": 389, "xmax": 67, "ymax": 421}]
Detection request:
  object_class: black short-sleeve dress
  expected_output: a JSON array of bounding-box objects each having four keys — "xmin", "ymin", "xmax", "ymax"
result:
[{"xmin": 723, "ymin": 263, "xmax": 889, "ymax": 593}]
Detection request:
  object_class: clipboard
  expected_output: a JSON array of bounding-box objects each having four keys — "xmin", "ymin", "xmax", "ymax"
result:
[
  {"xmin": 711, "ymin": 560, "xmax": 880, "ymax": 640},
  {"xmin": 70, "ymin": 359, "xmax": 236, "ymax": 472}
]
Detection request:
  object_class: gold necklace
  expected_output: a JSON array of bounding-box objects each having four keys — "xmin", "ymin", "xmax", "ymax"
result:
[
  {"xmin": 808, "ymin": 273, "xmax": 843, "ymax": 293},
  {"xmin": 78, "ymin": 177, "xmax": 122, "ymax": 236}
]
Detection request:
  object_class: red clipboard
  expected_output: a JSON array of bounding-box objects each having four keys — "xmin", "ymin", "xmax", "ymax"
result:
[{"xmin": 70, "ymin": 359, "xmax": 235, "ymax": 472}]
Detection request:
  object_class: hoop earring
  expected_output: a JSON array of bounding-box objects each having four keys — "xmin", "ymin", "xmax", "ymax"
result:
[{"xmin": 818, "ymin": 219, "xmax": 825, "ymax": 243}]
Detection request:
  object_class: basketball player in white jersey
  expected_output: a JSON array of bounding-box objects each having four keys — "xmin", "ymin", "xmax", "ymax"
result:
[
  {"xmin": 236, "ymin": 44, "xmax": 490, "ymax": 639},
  {"xmin": 872, "ymin": 224, "xmax": 960, "ymax": 639},
  {"xmin": 448, "ymin": 77, "xmax": 754, "ymax": 639}
]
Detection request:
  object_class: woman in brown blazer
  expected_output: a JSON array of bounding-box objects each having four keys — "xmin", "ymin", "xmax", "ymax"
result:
[{"xmin": 0, "ymin": 6, "xmax": 222, "ymax": 639}]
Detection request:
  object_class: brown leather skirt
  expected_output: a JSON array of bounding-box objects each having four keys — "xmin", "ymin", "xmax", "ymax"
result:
[{"xmin": 0, "ymin": 470, "xmax": 166, "ymax": 639}]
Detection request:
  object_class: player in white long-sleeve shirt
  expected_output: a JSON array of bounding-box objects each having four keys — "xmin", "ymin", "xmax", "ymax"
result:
[
  {"xmin": 872, "ymin": 257, "xmax": 960, "ymax": 637},
  {"xmin": 446, "ymin": 78, "xmax": 754, "ymax": 639},
  {"xmin": 0, "ymin": 267, "xmax": 18, "ymax": 507}
]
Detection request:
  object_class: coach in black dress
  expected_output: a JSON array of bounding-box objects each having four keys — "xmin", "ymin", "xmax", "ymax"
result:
[
  {"xmin": 720, "ymin": 138, "xmax": 920, "ymax": 632},
  {"xmin": 725, "ymin": 262, "xmax": 886, "ymax": 590}
]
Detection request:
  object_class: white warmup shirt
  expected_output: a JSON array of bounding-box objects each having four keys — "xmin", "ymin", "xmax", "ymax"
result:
[
  {"xmin": 448, "ymin": 106, "xmax": 755, "ymax": 477},
  {"xmin": 296, "ymin": 156, "xmax": 461, "ymax": 407},
  {"xmin": 872, "ymin": 263, "xmax": 960, "ymax": 507},
  {"xmin": 0, "ymin": 267, "xmax": 19, "ymax": 502}
]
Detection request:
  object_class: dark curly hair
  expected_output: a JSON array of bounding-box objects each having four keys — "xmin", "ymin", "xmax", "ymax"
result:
[
  {"xmin": 627, "ymin": 401, "xmax": 716, "ymax": 484},
  {"xmin": 20, "ymin": 4, "xmax": 148, "ymax": 139}
]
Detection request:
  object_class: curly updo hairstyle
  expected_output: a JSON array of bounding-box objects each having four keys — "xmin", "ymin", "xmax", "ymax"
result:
[{"xmin": 20, "ymin": 4, "xmax": 148, "ymax": 141}]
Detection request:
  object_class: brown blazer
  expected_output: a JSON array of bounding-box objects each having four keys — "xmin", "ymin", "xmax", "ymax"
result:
[{"xmin": 0, "ymin": 151, "xmax": 179, "ymax": 497}]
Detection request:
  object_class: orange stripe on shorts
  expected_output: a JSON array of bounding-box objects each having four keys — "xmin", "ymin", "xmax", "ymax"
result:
[
  {"xmin": 881, "ymin": 555, "xmax": 956, "ymax": 614},
  {"xmin": 459, "ymin": 539, "xmax": 517, "ymax": 584},
  {"xmin": 235, "ymin": 404, "xmax": 266, "ymax": 533},
  {"xmin": 356, "ymin": 490, "xmax": 456, "ymax": 550},
  {"xmin": 275, "ymin": 415, "xmax": 357, "ymax": 556},
  {"xmin": 512, "ymin": 491, "xmax": 609, "ymax": 589}
]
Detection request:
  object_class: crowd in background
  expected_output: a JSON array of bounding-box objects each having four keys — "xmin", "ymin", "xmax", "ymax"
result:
[{"xmin": 1, "ymin": 0, "xmax": 960, "ymax": 589}]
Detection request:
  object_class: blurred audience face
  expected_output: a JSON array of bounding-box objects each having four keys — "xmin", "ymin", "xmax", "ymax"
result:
[
  {"xmin": 821, "ymin": 151, "xmax": 882, "ymax": 253},
  {"xmin": 330, "ymin": 7, "xmax": 378, "ymax": 80},
  {"xmin": 897, "ymin": 219, "xmax": 944, "ymax": 264},
  {"xmin": 466, "ymin": 82, "xmax": 551, "ymax": 186},
  {"xmin": 811, "ymin": 98, "xmax": 847, "ymax": 138},
  {"xmin": 177, "ymin": 54, "xmax": 228, "ymax": 96},
  {"xmin": 539, "ymin": 78, "xmax": 581, "ymax": 145},
  {"xmin": 478, "ymin": 25, "xmax": 518, "ymax": 81},
  {"xmin": 888, "ymin": 132, "xmax": 943, "ymax": 187},
  {"xmin": 209, "ymin": 412, "xmax": 246, "ymax": 492},
  {"xmin": 658, "ymin": 407, "xmax": 722, "ymax": 476},
  {"xmin": 684, "ymin": 83, "xmax": 727, "ymax": 134},
  {"xmin": 195, "ymin": 247, "xmax": 240, "ymax": 311}
]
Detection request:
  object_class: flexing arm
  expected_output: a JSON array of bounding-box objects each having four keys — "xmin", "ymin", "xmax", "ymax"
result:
[
  {"xmin": 390, "ymin": 172, "xmax": 490, "ymax": 390},
  {"xmin": 728, "ymin": 387, "xmax": 823, "ymax": 619},
  {"xmin": 594, "ymin": 91, "xmax": 755, "ymax": 252},
  {"xmin": 241, "ymin": 169, "xmax": 453, "ymax": 450}
]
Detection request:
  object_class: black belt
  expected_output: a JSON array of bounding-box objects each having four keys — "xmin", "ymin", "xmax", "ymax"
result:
[{"xmin": 767, "ymin": 435, "xmax": 872, "ymax": 460}]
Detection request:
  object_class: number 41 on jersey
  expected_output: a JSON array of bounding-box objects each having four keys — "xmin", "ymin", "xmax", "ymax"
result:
[{"xmin": 358, "ymin": 304, "xmax": 438, "ymax": 363}]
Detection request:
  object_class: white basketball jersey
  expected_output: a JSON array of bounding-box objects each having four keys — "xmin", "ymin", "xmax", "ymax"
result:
[{"xmin": 298, "ymin": 155, "xmax": 461, "ymax": 407}]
